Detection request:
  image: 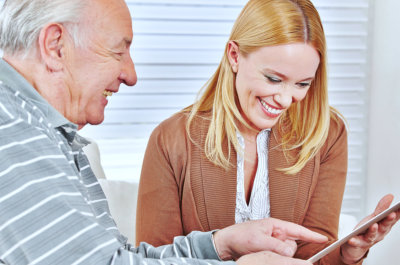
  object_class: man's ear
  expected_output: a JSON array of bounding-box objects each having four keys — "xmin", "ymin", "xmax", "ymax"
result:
[
  {"xmin": 227, "ymin": 41, "xmax": 240, "ymax": 73},
  {"xmin": 37, "ymin": 23, "xmax": 68, "ymax": 72}
]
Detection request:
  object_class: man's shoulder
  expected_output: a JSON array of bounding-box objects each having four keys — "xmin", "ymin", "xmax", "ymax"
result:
[
  {"xmin": 0, "ymin": 84, "xmax": 49, "ymax": 129},
  {"xmin": 0, "ymin": 84, "xmax": 19, "ymax": 122},
  {"xmin": 0, "ymin": 85, "xmax": 60, "ymax": 148}
]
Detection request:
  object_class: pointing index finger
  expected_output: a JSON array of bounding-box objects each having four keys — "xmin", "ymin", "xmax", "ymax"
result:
[{"xmin": 272, "ymin": 219, "xmax": 328, "ymax": 243}]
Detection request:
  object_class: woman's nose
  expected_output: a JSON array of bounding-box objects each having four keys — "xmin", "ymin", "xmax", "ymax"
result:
[{"xmin": 273, "ymin": 85, "xmax": 293, "ymax": 108}]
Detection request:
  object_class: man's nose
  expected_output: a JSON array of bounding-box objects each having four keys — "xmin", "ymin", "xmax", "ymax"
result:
[{"xmin": 120, "ymin": 56, "xmax": 137, "ymax": 86}]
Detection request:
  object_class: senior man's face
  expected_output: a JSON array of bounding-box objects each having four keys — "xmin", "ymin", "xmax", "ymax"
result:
[{"xmin": 65, "ymin": 0, "xmax": 137, "ymax": 128}]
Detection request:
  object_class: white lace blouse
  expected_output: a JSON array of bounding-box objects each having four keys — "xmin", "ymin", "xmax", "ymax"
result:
[{"xmin": 235, "ymin": 129, "xmax": 271, "ymax": 223}]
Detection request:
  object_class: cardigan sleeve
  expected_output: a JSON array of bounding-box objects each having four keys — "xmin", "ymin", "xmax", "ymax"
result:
[
  {"xmin": 294, "ymin": 116, "xmax": 364, "ymax": 265},
  {"xmin": 135, "ymin": 120, "xmax": 185, "ymax": 247}
]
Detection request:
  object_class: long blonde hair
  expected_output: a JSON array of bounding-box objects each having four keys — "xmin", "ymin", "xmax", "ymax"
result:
[{"xmin": 186, "ymin": 0, "xmax": 337, "ymax": 174}]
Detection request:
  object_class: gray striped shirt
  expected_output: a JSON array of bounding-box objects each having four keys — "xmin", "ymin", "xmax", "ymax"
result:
[{"xmin": 0, "ymin": 59, "xmax": 235, "ymax": 265}]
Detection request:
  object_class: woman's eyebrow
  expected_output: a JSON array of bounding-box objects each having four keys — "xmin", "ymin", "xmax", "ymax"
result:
[{"xmin": 263, "ymin": 68, "xmax": 315, "ymax": 81}]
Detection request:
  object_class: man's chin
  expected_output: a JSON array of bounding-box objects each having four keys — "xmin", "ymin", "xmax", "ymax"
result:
[
  {"xmin": 78, "ymin": 116, "xmax": 105, "ymax": 130},
  {"xmin": 88, "ymin": 118, "xmax": 105, "ymax": 126}
]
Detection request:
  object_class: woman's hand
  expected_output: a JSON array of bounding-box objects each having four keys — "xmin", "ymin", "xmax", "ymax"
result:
[{"xmin": 340, "ymin": 194, "xmax": 400, "ymax": 264}]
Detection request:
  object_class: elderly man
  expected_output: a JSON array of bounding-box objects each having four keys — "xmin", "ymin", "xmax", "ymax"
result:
[{"xmin": 0, "ymin": 0, "xmax": 327, "ymax": 264}]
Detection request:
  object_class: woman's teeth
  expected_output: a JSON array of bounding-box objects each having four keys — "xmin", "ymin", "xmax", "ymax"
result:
[{"xmin": 260, "ymin": 99, "xmax": 283, "ymax": 114}]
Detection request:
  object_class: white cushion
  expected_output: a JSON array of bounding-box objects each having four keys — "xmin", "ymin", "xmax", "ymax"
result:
[
  {"xmin": 83, "ymin": 139, "xmax": 106, "ymax": 179},
  {"xmin": 83, "ymin": 140, "xmax": 138, "ymax": 243},
  {"xmin": 338, "ymin": 213, "xmax": 358, "ymax": 239},
  {"xmin": 98, "ymin": 179, "xmax": 138, "ymax": 244}
]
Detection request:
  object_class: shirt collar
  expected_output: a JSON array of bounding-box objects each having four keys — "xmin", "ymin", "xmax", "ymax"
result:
[
  {"xmin": 58, "ymin": 124, "xmax": 91, "ymax": 150},
  {"xmin": 0, "ymin": 58, "xmax": 74, "ymax": 129},
  {"xmin": 236, "ymin": 128, "xmax": 271, "ymax": 149},
  {"xmin": 236, "ymin": 128, "xmax": 271, "ymax": 139}
]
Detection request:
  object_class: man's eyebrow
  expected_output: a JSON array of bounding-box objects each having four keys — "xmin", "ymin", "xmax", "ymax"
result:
[
  {"xmin": 114, "ymin": 38, "xmax": 132, "ymax": 49},
  {"xmin": 124, "ymin": 38, "xmax": 132, "ymax": 47}
]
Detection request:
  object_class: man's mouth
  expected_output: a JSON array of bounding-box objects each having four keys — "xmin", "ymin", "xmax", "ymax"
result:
[{"xmin": 103, "ymin": 90, "xmax": 113, "ymax": 98}]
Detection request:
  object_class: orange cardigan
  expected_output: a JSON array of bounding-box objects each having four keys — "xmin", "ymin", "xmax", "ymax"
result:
[{"xmin": 136, "ymin": 112, "xmax": 361, "ymax": 265}]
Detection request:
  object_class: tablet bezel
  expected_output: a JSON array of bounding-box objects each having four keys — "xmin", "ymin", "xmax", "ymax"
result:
[{"xmin": 308, "ymin": 201, "xmax": 400, "ymax": 263}]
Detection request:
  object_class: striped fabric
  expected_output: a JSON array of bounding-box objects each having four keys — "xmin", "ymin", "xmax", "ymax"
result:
[
  {"xmin": 0, "ymin": 59, "xmax": 235, "ymax": 265},
  {"xmin": 235, "ymin": 130, "xmax": 271, "ymax": 223}
]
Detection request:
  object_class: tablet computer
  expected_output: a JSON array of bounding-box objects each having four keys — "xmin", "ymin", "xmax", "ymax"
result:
[{"xmin": 308, "ymin": 201, "xmax": 400, "ymax": 263}]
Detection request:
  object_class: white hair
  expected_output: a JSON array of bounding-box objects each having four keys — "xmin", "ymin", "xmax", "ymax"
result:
[{"xmin": 0, "ymin": 0, "xmax": 87, "ymax": 56}]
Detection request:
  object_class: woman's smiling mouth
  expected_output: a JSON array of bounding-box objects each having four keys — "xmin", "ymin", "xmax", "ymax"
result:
[{"xmin": 259, "ymin": 97, "xmax": 283, "ymax": 117}]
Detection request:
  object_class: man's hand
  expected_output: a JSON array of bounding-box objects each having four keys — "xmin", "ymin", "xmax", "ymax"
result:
[
  {"xmin": 213, "ymin": 217, "xmax": 328, "ymax": 260},
  {"xmin": 236, "ymin": 250, "xmax": 313, "ymax": 265},
  {"xmin": 340, "ymin": 194, "xmax": 400, "ymax": 264}
]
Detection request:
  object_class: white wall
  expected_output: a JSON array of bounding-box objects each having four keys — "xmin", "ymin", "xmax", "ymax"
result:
[{"xmin": 365, "ymin": 0, "xmax": 400, "ymax": 264}]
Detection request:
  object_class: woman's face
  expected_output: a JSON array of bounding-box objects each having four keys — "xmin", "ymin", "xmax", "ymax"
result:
[{"xmin": 227, "ymin": 42, "xmax": 320, "ymax": 131}]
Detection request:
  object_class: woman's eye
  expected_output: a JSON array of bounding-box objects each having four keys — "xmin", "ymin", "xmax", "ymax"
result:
[
  {"xmin": 266, "ymin": 76, "xmax": 281, "ymax": 83},
  {"xmin": 298, "ymin": 82, "xmax": 311, "ymax": 88}
]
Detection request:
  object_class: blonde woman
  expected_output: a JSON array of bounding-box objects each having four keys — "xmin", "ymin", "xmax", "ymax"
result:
[{"xmin": 136, "ymin": 0, "xmax": 399, "ymax": 264}]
